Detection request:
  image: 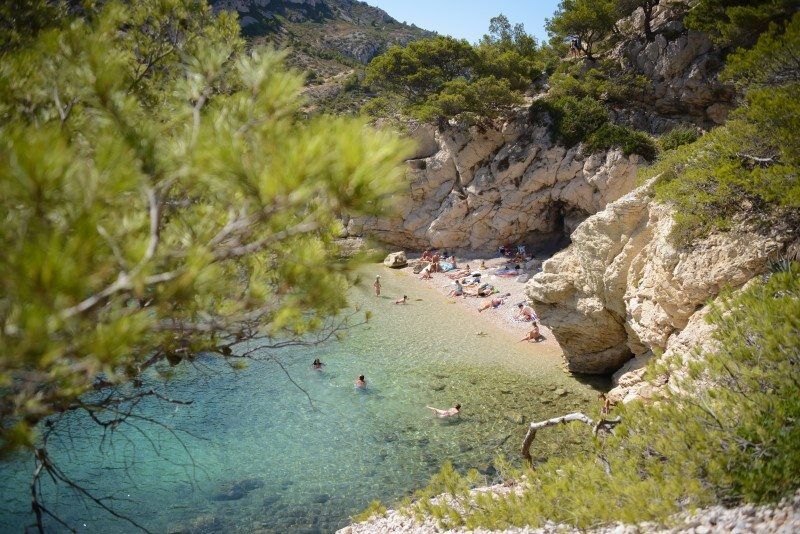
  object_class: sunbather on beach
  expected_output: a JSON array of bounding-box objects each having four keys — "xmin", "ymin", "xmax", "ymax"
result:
[
  {"xmin": 477, "ymin": 293, "xmax": 511, "ymax": 312},
  {"xmin": 519, "ymin": 323, "xmax": 544, "ymax": 343},
  {"xmin": 426, "ymin": 404, "xmax": 461, "ymax": 418},
  {"xmin": 448, "ymin": 280, "xmax": 464, "ymax": 297}
]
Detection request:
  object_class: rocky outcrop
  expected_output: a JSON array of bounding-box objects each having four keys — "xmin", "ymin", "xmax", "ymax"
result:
[
  {"xmin": 613, "ymin": 0, "xmax": 735, "ymax": 131},
  {"xmin": 526, "ymin": 181, "xmax": 787, "ymax": 381},
  {"xmin": 347, "ymin": 113, "xmax": 642, "ymax": 252},
  {"xmin": 383, "ymin": 251, "xmax": 408, "ymax": 268}
]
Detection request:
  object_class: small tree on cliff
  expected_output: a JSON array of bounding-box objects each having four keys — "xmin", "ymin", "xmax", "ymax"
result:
[
  {"xmin": 546, "ymin": 0, "xmax": 621, "ymax": 60},
  {"xmin": 616, "ymin": 0, "xmax": 660, "ymax": 41},
  {"xmin": 0, "ymin": 0, "xmax": 409, "ymax": 459}
]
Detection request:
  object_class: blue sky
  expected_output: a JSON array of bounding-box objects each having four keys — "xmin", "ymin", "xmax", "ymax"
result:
[{"xmin": 366, "ymin": 1, "xmax": 562, "ymax": 44}]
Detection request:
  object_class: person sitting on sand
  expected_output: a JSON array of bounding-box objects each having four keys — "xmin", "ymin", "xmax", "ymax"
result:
[
  {"xmin": 426, "ymin": 404, "xmax": 461, "ymax": 418},
  {"xmin": 312, "ymin": 358, "xmax": 325, "ymax": 370},
  {"xmin": 477, "ymin": 293, "xmax": 511, "ymax": 312},
  {"xmin": 448, "ymin": 256, "xmax": 457, "ymax": 269},
  {"xmin": 394, "ymin": 295, "xmax": 408, "ymax": 304},
  {"xmin": 421, "ymin": 249, "xmax": 433, "ymax": 262},
  {"xmin": 448, "ymin": 279, "xmax": 464, "ymax": 297},
  {"xmin": 519, "ymin": 323, "xmax": 544, "ymax": 343},
  {"xmin": 373, "ymin": 275, "xmax": 381, "ymax": 297},
  {"xmin": 431, "ymin": 254, "xmax": 441, "ymax": 273},
  {"xmin": 480, "ymin": 260, "xmax": 487, "ymax": 270},
  {"xmin": 515, "ymin": 303, "xmax": 537, "ymax": 322},
  {"xmin": 355, "ymin": 375, "xmax": 366, "ymax": 389},
  {"xmin": 420, "ymin": 264, "xmax": 433, "ymax": 280}
]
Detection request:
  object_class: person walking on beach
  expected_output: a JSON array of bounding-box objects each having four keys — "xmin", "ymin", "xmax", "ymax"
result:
[
  {"xmin": 373, "ymin": 275, "xmax": 381, "ymax": 297},
  {"xmin": 426, "ymin": 404, "xmax": 461, "ymax": 418}
]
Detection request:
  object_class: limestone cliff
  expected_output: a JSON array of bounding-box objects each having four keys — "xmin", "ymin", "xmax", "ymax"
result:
[
  {"xmin": 525, "ymin": 180, "xmax": 794, "ymax": 398},
  {"xmin": 346, "ymin": 113, "xmax": 642, "ymax": 251}
]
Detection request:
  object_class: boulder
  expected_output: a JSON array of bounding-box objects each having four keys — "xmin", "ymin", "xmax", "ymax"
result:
[{"xmin": 383, "ymin": 251, "xmax": 407, "ymax": 268}]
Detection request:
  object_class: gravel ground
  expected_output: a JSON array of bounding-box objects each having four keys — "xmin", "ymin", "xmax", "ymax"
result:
[{"xmin": 338, "ymin": 487, "xmax": 800, "ymax": 534}]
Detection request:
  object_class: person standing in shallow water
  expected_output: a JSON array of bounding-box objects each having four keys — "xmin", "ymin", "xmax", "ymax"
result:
[
  {"xmin": 373, "ymin": 275, "xmax": 381, "ymax": 297},
  {"xmin": 355, "ymin": 375, "xmax": 366, "ymax": 389}
]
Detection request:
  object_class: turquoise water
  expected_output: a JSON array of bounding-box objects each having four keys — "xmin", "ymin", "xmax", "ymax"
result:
[{"xmin": 0, "ymin": 267, "xmax": 606, "ymax": 533}]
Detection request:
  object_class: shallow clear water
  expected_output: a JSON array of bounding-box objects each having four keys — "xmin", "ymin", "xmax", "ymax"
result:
[{"xmin": 0, "ymin": 267, "xmax": 607, "ymax": 533}]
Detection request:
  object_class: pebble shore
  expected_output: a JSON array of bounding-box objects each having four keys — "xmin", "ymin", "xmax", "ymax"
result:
[{"xmin": 338, "ymin": 487, "xmax": 800, "ymax": 534}]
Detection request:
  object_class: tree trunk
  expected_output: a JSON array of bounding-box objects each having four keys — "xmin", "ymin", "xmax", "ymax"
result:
[{"xmin": 521, "ymin": 412, "xmax": 621, "ymax": 461}]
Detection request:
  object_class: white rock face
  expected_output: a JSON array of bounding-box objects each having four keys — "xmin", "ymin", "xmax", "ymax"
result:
[
  {"xmin": 349, "ymin": 113, "xmax": 641, "ymax": 251},
  {"xmin": 383, "ymin": 251, "xmax": 408, "ymax": 268},
  {"xmin": 526, "ymin": 181, "xmax": 785, "ymax": 379}
]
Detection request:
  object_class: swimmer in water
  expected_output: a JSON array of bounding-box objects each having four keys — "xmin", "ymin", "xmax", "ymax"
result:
[
  {"xmin": 355, "ymin": 375, "xmax": 366, "ymax": 389},
  {"xmin": 426, "ymin": 404, "xmax": 461, "ymax": 418},
  {"xmin": 394, "ymin": 295, "xmax": 408, "ymax": 304},
  {"xmin": 312, "ymin": 358, "xmax": 324, "ymax": 370}
]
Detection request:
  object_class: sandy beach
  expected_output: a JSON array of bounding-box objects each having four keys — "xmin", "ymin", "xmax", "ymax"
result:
[{"xmin": 381, "ymin": 253, "xmax": 563, "ymax": 357}]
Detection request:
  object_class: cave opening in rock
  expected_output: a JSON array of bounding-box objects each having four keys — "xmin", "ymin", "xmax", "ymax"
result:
[{"xmin": 526, "ymin": 201, "xmax": 579, "ymax": 257}]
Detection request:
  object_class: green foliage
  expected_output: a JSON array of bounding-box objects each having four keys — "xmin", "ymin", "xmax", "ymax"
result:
[
  {"xmin": 647, "ymin": 14, "xmax": 800, "ymax": 244},
  {"xmin": 685, "ymin": 0, "xmax": 800, "ymax": 47},
  {"xmin": 722, "ymin": 11, "xmax": 800, "ymax": 88},
  {"xmin": 0, "ymin": 0, "xmax": 410, "ymax": 453},
  {"xmin": 363, "ymin": 16, "xmax": 550, "ymax": 123},
  {"xmin": 546, "ymin": 0, "xmax": 621, "ymax": 59},
  {"xmin": 0, "ymin": 0, "xmax": 66, "ymax": 53},
  {"xmin": 405, "ymin": 265, "xmax": 800, "ymax": 529},
  {"xmin": 547, "ymin": 60, "xmax": 650, "ymax": 104},
  {"xmin": 365, "ymin": 36, "xmax": 478, "ymax": 98},
  {"xmin": 532, "ymin": 95, "xmax": 608, "ymax": 146},
  {"xmin": 658, "ymin": 126, "xmax": 700, "ymax": 152},
  {"xmin": 585, "ymin": 123, "xmax": 657, "ymax": 160},
  {"xmin": 412, "ymin": 76, "xmax": 523, "ymax": 124}
]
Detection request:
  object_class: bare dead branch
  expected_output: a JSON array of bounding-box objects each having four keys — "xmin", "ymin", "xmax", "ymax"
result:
[{"xmin": 521, "ymin": 412, "xmax": 622, "ymax": 462}]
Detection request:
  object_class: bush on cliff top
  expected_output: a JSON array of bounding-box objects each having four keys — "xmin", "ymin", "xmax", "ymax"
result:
[{"xmin": 372, "ymin": 262, "xmax": 800, "ymax": 530}]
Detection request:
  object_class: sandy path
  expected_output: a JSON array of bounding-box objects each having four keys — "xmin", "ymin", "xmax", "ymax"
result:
[{"xmin": 383, "ymin": 254, "xmax": 562, "ymax": 357}]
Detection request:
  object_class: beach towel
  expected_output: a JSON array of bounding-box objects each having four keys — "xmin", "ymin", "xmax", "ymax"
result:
[{"xmin": 440, "ymin": 262, "xmax": 454, "ymax": 271}]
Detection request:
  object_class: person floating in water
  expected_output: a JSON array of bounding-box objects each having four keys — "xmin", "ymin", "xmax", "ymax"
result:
[
  {"xmin": 355, "ymin": 375, "xmax": 366, "ymax": 389},
  {"xmin": 427, "ymin": 404, "xmax": 461, "ymax": 418},
  {"xmin": 519, "ymin": 323, "xmax": 545, "ymax": 343},
  {"xmin": 394, "ymin": 295, "xmax": 408, "ymax": 304},
  {"xmin": 311, "ymin": 358, "xmax": 324, "ymax": 370},
  {"xmin": 373, "ymin": 275, "xmax": 381, "ymax": 297}
]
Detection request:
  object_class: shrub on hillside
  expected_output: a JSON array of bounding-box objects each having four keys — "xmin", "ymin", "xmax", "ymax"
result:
[
  {"xmin": 532, "ymin": 95, "xmax": 609, "ymax": 147},
  {"xmin": 585, "ymin": 123, "xmax": 657, "ymax": 160},
  {"xmin": 658, "ymin": 126, "xmax": 700, "ymax": 152}
]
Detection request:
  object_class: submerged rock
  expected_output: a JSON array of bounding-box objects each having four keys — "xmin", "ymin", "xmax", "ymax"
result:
[{"xmin": 210, "ymin": 477, "xmax": 264, "ymax": 501}]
